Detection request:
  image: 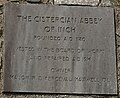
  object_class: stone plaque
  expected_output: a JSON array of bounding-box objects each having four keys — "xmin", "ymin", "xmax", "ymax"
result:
[{"xmin": 4, "ymin": 3, "xmax": 117, "ymax": 94}]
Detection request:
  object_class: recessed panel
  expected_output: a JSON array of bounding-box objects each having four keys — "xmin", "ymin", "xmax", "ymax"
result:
[{"xmin": 4, "ymin": 3, "xmax": 117, "ymax": 94}]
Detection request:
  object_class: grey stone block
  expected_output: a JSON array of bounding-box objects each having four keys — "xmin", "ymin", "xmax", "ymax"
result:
[{"xmin": 4, "ymin": 3, "xmax": 117, "ymax": 95}]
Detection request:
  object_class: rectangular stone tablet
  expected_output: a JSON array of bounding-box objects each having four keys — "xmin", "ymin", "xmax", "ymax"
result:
[{"xmin": 4, "ymin": 3, "xmax": 117, "ymax": 94}]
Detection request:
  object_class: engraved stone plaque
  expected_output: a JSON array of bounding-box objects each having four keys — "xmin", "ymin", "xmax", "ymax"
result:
[{"xmin": 4, "ymin": 3, "xmax": 117, "ymax": 94}]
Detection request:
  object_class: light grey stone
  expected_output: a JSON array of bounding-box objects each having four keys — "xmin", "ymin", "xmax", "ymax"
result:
[
  {"xmin": 54, "ymin": 0, "xmax": 99, "ymax": 6},
  {"xmin": 0, "ymin": 10, "xmax": 3, "ymax": 15},
  {"xmin": 99, "ymin": 0, "xmax": 112, "ymax": 6},
  {"xmin": 4, "ymin": 3, "xmax": 117, "ymax": 95}
]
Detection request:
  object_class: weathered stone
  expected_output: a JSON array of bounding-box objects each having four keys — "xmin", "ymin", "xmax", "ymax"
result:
[
  {"xmin": 112, "ymin": 0, "xmax": 120, "ymax": 6},
  {"xmin": 115, "ymin": 7, "xmax": 120, "ymax": 37},
  {"xmin": 0, "ymin": 0, "xmax": 119, "ymax": 98},
  {"xmin": 0, "ymin": 0, "xmax": 7, "ymax": 5},
  {"xmin": 116, "ymin": 35, "xmax": 120, "ymax": 47},
  {"xmin": 41, "ymin": 0, "xmax": 49, "ymax": 3},
  {"xmin": 10, "ymin": 0, "xmax": 19, "ymax": 2},
  {"xmin": 27, "ymin": 0, "xmax": 41, "ymax": 3},
  {"xmin": 0, "ymin": 16, "xmax": 2, "ymax": 23},
  {"xmin": 0, "ymin": 4, "xmax": 3, "ymax": 7},
  {"xmin": 99, "ymin": 0, "xmax": 112, "ymax": 6},
  {"xmin": 0, "ymin": 10, "xmax": 3, "ymax": 15},
  {"xmin": 0, "ymin": 56, "xmax": 2, "ymax": 69},
  {"xmin": 4, "ymin": 3, "xmax": 117, "ymax": 94},
  {"xmin": 54, "ymin": 0, "xmax": 100, "ymax": 6}
]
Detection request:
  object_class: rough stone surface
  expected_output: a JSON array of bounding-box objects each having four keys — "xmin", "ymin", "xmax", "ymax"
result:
[
  {"xmin": 0, "ymin": 0, "xmax": 120, "ymax": 98},
  {"xmin": 54, "ymin": 0, "xmax": 100, "ymax": 6},
  {"xmin": 27, "ymin": 0, "xmax": 41, "ymax": 3},
  {"xmin": 41, "ymin": 0, "xmax": 50, "ymax": 3},
  {"xmin": 26, "ymin": 0, "xmax": 53, "ymax": 4},
  {"xmin": 10, "ymin": 0, "xmax": 19, "ymax": 2},
  {"xmin": 116, "ymin": 7, "xmax": 120, "ymax": 38},
  {"xmin": 112, "ymin": 0, "xmax": 120, "ymax": 5},
  {"xmin": 99, "ymin": 0, "xmax": 112, "ymax": 6}
]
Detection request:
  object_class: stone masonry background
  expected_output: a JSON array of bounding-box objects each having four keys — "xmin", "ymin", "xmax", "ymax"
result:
[{"xmin": 0, "ymin": 0, "xmax": 120, "ymax": 98}]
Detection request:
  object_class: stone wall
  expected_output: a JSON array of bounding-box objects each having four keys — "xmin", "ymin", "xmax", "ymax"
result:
[{"xmin": 0, "ymin": 0, "xmax": 120, "ymax": 98}]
